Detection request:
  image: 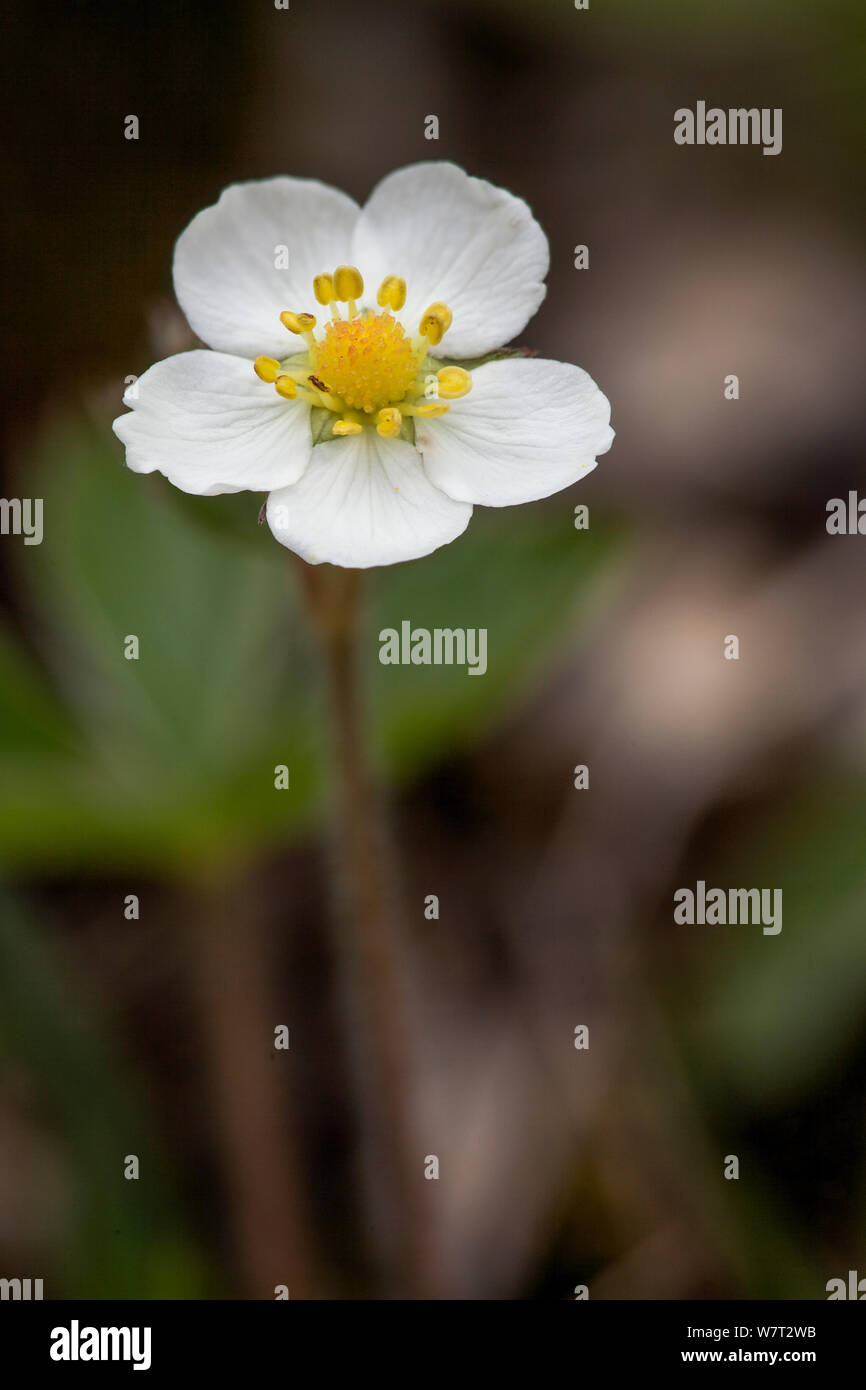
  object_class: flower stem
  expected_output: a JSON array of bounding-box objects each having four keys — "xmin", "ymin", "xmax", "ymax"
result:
[{"xmin": 295, "ymin": 559, "xmax": 435, "ymax": 1298}]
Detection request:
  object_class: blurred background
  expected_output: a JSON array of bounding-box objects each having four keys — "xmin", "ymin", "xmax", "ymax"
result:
[{"xmin": 1, "ymin": 0, "xmax": 866, "ymax": 1299}]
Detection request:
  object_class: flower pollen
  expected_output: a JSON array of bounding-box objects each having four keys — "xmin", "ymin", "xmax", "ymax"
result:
[{"xmin": 316, "ymin": 312, "xmax": 418, "ymax": 413}]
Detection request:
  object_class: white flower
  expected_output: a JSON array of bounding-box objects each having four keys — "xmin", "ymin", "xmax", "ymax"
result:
[{"xmin": 114, "ymin": 162, "xmax": 613, "ymax": 568}]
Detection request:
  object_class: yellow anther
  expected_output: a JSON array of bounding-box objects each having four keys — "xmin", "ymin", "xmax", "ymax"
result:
[
  {"xmin": 404, "ymin": 401, "xmax": 450, "ymax": 418},
  {"xmin": 419, "ymin": 302, "xmax": 453, "ymax": 345},
  {"xmin": 333, "ymin": 418, "xmax": 363, "ymax": 436},
  {"xmin": 254, "ymin": 355, "xmax": 281, "ymax": 383},
  {"xmin": 274, "ymin": 374, "xmax": 297, "ymax": 400},
  {"xmin": 333, "ymin": 265, "xmax": 364, "ymax": 302},
  {"xmin": 376, "ymin": 407, "xmax": 402, "ymax": 438},
  {"xmin": 436, "ymin": 366, "xmax": 472, "ymax": 399},
  {"xmin": 313, "ymin": 273, "xmax": 335, "ymax": 306},
  {"xmin": 280, "ymin": 310, "xmax": 316, "ymax": 334},
  {"xmin": 376, "ymin": 275, "xmax": 407, "ymax": 312}
]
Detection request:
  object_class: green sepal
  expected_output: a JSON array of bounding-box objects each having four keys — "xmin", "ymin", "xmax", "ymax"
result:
[
  {"xmin": 309, "ymin": 406, "xmax": 419, "ymax": 449},
  {"xmin": 309, "ymin": 407, "xmax": 416, "ymax": 448},
  {"xmin": 427, "ymin": 345, "xmax": 536, "ymax": 374},
  {"xmin": 396, "ymin": 415, "xmax": 416, "ymax": 446},
  {"xmin": 280, "ymin": 351, "xmax": 310, "ymax": 374},
  {"xmin": 309, "ymin": 406, "xmax": 334, "ymax": 446}
]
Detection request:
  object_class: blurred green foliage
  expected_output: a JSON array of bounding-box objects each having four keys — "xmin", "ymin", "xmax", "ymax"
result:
[
  {"xmin": 0, "ymin": 892, "xmax": 211, "ymax": 1297},
  {"xmin": 0, "ymin": 403, "xmax": 623, "ymax": 1298},
  {"xmin": 683, "ymin": 784, "xmax": 866, "ymax": 1106},
  {"xmin": 0, "ymin": 407, "xmax": 622, "ymax": 878}
]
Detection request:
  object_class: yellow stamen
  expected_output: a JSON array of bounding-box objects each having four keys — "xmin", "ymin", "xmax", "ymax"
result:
[
  {"xmin": 280, "ymin": 310, "xmax": 313, "ymax": 334},
  {"xmin": 376, "ymin": 407, "xmax": 402, "ymax": 438},
  {"xmin": 436, "ymin": 366, "xmax": 472, "ymax": 399},
  {"xmin": 272, "ymin": 370, "xmax": 331, "ymax": 408},
  {"xmin": 305, "ymin": 374, "xmax": 342, "ymax": 411},
  {"xmin": 376, "ymin": 275, "xmax": 407, "ymax": 312},
  {"xmin": 418, "ymin": 302, "xmax": 453, "ymax": 346},
  {"xmin": 254, "ymin": 355, "xmax": 281, "ymax": 383},
  {"xmin": 403, "ymin": 379, "xmax": 428, "ymax": 398},
  {"xmin": 274, "ymin": 374, "xmax": 297, "ymax": 400},
  {"xmin": 280, "ymin": 309, "xmax": 318, "ymax": 357},
  {"xmin": 313, "ymin": 273, "xmax": 335, "ymax": 306},
  {"xmin": 333, "ymin": 265, "xmax": 364, "ymax": 303},
  {"xmin": 402, "ymin": 401, "xmax": 450, "ymax": 418},
  {"xmin": 261, "ymin": 274, "xmax": 464, "ymax": 434},
  {"xmin": 295, "ymin": 386, "xmax": 327, "ymax": 406}
]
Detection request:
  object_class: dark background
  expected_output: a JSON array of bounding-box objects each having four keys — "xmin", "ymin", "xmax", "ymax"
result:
[{"xmin": 1, "ymin": 0, "xmax": 865, "ymax": 1298}]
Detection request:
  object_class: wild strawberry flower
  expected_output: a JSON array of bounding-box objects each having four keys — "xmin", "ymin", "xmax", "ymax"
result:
[{"xmin": 114, "ymin": 162, "xmax": 613, "ymax": 568}]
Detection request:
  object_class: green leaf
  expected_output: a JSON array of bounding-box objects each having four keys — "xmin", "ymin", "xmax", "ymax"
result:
[
  {"xmin": 369, "ymin": 505, "xmax": 625, "ymax": 777},
  {"xmin": 0, "ymin": 623, "xmax": 76, "ymax": 757},
  {"xmin": 2, "ymin": 410, "xmax": 323, "ymax": 875}
]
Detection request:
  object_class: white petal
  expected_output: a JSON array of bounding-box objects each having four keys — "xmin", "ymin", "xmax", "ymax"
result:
[
  {"xmin": 415, "ymin": 357, "xmax": 613, "ymax": 507},
  {"xmin": 266, "ymin": 429, "xmax": 472, "ymax": 568},
  {"xmin": 173, "ymin": 177, "xmax": 360, "ymax": 357},
  {"xmin": 351, "ymin": 162, "xmax": 549, "ymax": 358},
  {"xmin": 113, "ymin": 350, "xmax": 313, "ymax": 495}
]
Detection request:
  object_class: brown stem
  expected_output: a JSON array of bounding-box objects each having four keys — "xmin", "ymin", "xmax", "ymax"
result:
[{"xmin": 296, "ymin": 559, "xmax": 436, "ymax": 1299}]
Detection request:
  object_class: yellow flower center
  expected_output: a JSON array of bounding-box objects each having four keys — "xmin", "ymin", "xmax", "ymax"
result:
[
  {"xmin": 314, "ymin": 312, "xmax": 419, "ymax": 413},
  {"xmin": 253, "ymin": 265, "xmax": 472, "ymax": 439}
]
